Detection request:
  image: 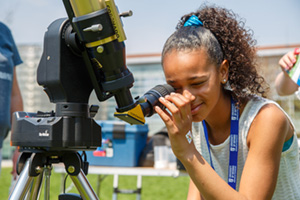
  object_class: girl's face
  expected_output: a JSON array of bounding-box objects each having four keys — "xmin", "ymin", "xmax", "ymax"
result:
[{"xmin": 162, "ymin": 48, "xmax": 228, "ymax": 122}]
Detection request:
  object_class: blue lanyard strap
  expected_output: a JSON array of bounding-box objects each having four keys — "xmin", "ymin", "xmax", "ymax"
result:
[
  {"xmin": 203, "ymin": 121, "xmax": 215, "ymax": 169},
  {"xmin": 202, "ymin": 97, "xmax": 239, "ymax": 189}
]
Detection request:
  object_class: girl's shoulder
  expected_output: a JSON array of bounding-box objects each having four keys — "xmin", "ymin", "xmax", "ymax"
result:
[
  {"xmin": 240, "ymin": 95, "xmax": 293, "ymax": 137},
  {"xmin": 242, "ymin": 96, "xmax": 282, "ymax": 119},
  {"xmin": 244, "ymin": 96, "xmax": 293, "ymax": 145}
]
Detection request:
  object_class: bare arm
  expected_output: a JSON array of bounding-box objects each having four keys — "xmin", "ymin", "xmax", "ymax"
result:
[
  {"xmin": 187, "ymin": 179, "xmax": 201, "ymax": 200},
  {"xmin": 10, "ymin": 67, "xmax": 23, "ymax": 120},
  {"xmin": 275, "ymin": 72, "xmax": 298, "ymax": 96},
  {"xmin": 10, "ymin": 67, "xmax": 23, "ymax": 180},
  {"xmin": 275, "ymin": 50, "xmax": 299, "ymax": 96},
  {"xmin": 238, "ymin": 104, "xmax": 292, "ymax": 199}
]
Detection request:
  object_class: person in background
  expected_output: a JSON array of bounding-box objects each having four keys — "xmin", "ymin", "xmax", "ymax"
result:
[
  {"xmin": 0, "ymin": 22, "xmax": 23, "ymax": 188},
  {"xmin": 155, "ymin": 4, "xmax": 300, "ymax": 200},
  {"xmin": 275, "ymin": 48, "xmax": 300, "ymax": 96}
]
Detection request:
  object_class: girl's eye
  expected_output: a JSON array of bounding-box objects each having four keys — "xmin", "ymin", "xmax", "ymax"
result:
[{"xmin": 191, "ymin": 81, "xmax": 204, "ymax": 86}]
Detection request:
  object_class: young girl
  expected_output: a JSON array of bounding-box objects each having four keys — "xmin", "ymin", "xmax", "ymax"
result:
[{"xmin": 155, "ymin": 5, "xmax": 300, "ymax": 200}]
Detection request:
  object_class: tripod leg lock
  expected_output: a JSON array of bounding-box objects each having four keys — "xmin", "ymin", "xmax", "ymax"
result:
[
  {"xmin": 63, "ymin": 152, "xmax": 82, "ymax": 176},
  {"xmin": 29, "ymin": 153, "xmax": 48, "ymax": 176}
]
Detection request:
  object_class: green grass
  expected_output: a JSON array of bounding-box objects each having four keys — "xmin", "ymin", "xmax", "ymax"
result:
[{"xmin": 0, "ymin": 167, "xmax": 189, "ymax": 200}]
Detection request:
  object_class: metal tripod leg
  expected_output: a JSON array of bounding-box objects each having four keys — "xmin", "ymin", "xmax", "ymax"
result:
[
  {"xmin": 26, "ymin": 167, "xmax": 44, "ymax": 200},
  {"xmin": 69, "ymin": 168, "xmax": 99, "ymax": 200},
  {"xmin": 9, "ymin": 159, "xmax": 34, "ymax": 200},
  {"xmin": 9, "ymin": 159, "xmax": 45, "ymax": 200},
  {"xmin": 9, "ymin": 151, "xmax": 99, "ymax": 200},
  {"xmin": 43, "ymin": 165, "xmax": 52, "ymax": 200}
]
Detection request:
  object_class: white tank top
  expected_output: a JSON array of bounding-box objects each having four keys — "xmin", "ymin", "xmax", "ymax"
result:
[{"xmin": 192, "ymin": 96, "xmax": 300, "ymax": 199}]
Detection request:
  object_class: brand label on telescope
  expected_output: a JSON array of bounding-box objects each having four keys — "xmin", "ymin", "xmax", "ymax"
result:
[
  {"xmin": 39, "ymin": 129, "xmax": 50, "ymax": 137},
  {"xmin": 105, "ymin": 0, "xmax": 126, "ymax": 42},
  {"xmin": 106, "ymin": 4, "xmax": 119, "ymax": 39}
]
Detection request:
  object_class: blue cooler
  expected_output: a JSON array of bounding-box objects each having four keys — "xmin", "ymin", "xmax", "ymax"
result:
[{"xmin": 85, "ymin": 120, "xmax": 149, "ymax": 167}]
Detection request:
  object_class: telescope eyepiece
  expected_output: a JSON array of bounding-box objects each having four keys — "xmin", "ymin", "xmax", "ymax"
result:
[{"xmin": 140, "ymin": 84, "xmax": 175, "ymax": 117}]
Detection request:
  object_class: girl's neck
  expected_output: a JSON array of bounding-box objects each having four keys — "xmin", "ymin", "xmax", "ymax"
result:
[{"xmin": 204, "ymin": 94, "xmax": 232, "ymax": 145}]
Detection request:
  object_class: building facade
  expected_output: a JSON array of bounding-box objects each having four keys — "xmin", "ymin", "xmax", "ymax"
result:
[
  {"xmin": 15, "ymin": 44, "xmax": 300, "ymax": 135},
  {"xmin": 2, "ymin": 43, "xmax": 299, "ymax": 159}
]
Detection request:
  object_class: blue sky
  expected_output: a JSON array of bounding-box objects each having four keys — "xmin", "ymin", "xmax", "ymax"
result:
[{"xmin": 1, "ymin": 0, "xmax": 300, "ymax": 54}]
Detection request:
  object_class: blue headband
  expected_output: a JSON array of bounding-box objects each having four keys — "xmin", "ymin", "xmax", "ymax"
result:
[{"xmin": 184, "ymin": 15, "xmax": 203, "ymax": 27}]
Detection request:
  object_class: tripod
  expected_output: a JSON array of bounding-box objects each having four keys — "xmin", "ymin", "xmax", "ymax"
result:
[{"xmin": 9, "ymin": 151, "xmax": 99, "ymax": 200}]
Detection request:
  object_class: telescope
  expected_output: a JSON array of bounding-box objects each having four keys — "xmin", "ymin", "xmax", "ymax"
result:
[
  {"xmin": 9, "ymin": 1, "xmax": 174, "ymax": 199},
  {"xmin": 11, "ymin": 0, "xmax": 174, "ymax": 151}
]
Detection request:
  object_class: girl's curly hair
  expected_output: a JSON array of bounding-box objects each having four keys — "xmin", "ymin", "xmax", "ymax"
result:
[{"xmin": 162, "ymin": 4, "xmax": 269, "ymax": 106}]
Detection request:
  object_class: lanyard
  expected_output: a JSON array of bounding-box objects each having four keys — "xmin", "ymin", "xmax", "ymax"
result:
[{"xmin": 202, "ymin": 97, "xmax": 239, "ymax": 189}]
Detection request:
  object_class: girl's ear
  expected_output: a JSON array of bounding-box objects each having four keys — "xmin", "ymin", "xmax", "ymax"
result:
[{"xmin": 219, "ymin": 60, "xmax": 229, "ymax": 83}]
